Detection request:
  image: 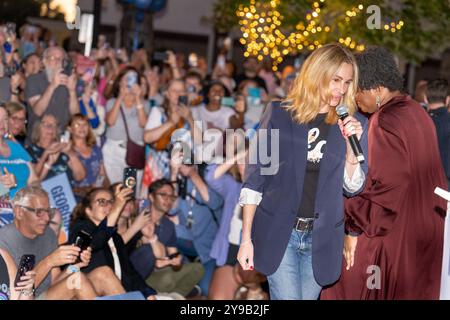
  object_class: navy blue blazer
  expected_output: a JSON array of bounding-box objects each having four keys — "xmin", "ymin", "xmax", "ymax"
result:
[{"xmin": 242, "ymin": 101, "xmax": 369, "ymax": 286}]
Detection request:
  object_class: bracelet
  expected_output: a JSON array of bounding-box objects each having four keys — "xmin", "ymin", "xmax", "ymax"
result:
[
  {"xmin": 136, "ymin": 104, "xmax": 144, "ymax": 110},
  {"xmin": 20, "ymin": 288, "xmax": 35, "ymax": 297},
  {"xmin": 44, "ymin": 163, "xmax": 52, "ymax": 170},
  {"xmin": 240, "ymin": 238, "xmax": 252, "ymax": 246}
]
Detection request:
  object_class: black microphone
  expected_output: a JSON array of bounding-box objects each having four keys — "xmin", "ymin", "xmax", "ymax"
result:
[{"xmin": 336, "ymin": 105, "xmax": 365, "ymax": 163}]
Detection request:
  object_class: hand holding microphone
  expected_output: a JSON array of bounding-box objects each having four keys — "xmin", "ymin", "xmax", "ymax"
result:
[{"xmin": 336, "ymin": 105, "xmax": 365, "ymax": 163}]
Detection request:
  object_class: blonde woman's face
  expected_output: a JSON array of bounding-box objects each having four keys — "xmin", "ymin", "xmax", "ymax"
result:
[
  {"xmin": 40, "ymin": 115, "xmax": 58, "ymax": 142},
  {"xmin": 328, "ymin": 62, "xmax": 354, "ymax": 107}
]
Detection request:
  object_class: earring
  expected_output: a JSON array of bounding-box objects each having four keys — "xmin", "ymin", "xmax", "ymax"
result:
[{"xmin": 375, "ymin": 96, "xmax": 381, "ymax": 108}]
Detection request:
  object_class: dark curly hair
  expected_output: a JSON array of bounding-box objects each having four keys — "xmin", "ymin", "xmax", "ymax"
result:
[
  {"xmin": 426, "ymin": 79, "xmax": 449, "ymax": 104},
  {"xmin": 148, "ymin": 178, "xmax": 175, "ymax": 195},
  {"xmin": 356, "ymin": 46, "xmax": 403, "ymax": 92}
]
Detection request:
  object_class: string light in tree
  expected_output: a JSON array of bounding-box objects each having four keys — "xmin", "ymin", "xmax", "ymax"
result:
[
  {"xmin": 237, "ymin": 1, "xmax": 405, "ymax": 70},
  {"xmin": 237, "ymin": 0, "xmax": 286, "ymax": 70}
]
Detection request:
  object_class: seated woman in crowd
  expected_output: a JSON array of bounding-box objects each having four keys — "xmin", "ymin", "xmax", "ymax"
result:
[
  {"xmin": 0, "ymin": 248, "xmax": 36, "ymax": 300},
  {"xmin": 0, "ymin": 105, "xmax": 38, "ymax": 199},
  {"xmin": 68, "ymin": 113, "xmax": 109, "ymax": 199},
  {"xmin": 27, "ymin": 114, "xmax": 86, "ymax": 186},
  {"xmin": 69, "ymin": 185, "xmax": 157, "ymax": 300},
  {"xmin": 5, "ymin": 101, "xmax": 27, "ymax": 145}
]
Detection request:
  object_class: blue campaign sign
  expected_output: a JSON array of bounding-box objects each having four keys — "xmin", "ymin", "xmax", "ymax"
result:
[
  {"xmin": 0, "ymin": 200, "xmax": 13, "ymax": 228},
  {"xmin": 41, "ymin": 173, "xmax": 77, "ymax": 238}
]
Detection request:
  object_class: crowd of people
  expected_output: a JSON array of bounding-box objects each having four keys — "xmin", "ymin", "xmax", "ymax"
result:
[{"xmin": 0, "ymin": 21, "xmax": 449, "ymax": 301}]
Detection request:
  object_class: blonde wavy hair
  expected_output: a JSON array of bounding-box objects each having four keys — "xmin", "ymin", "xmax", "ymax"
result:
[{"xmin": 285, "ymin": 44, "xmax": 358, "ymax": 124}]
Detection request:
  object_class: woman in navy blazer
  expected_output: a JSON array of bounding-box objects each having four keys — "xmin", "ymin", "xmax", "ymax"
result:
[{"xmin": 237, "ymin": 44, "xmax": 369, "ymax": 300}]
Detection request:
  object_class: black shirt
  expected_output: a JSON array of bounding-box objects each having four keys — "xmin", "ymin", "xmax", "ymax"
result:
[
  {"xmin": 428, "ymin": 106, "xmax": 450, "ymax": 186},
  {"xmin": 69, "ymin": 217, "xmax": 156, "ymax": 298},
  {"xmin": 297, "ymin": 113, "xmax": 331, "ymax": 218}
]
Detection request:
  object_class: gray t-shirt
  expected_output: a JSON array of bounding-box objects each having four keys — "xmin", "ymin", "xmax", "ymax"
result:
[
  {"xmin": 0, "ymin": 77, "xmax": 11, "ymax": 103},
  {"xmin": 0, "ymin": 223, "xmax": 57, "ymax": 296},
  {"xmin": 105, "ymin": 98, "xmax": 149, "ymax": 146},
  {"xmin": 25, "ymin": 71, "xmax": 71, "ymax": 132}
]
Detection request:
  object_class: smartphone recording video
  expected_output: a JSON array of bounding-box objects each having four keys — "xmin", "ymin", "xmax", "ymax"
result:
[
  {"xmin": 178, "ymin": 95, "xmax": 188, "ymax": 106},
  {"xmin": 221, "ymin": 96, "xmax": 235, "ymax": 108},
  {"xmin": 123, "ymin": 167, "xmax": 137, "ymax": 197},
  {"xmin": 60, "ymin": 131, "xmax": 71, "ymax": 144},
  {"xmin": 63, "ymin": 60, "xmax": 73, "ymax": 76},
  {"xmin": 126, "ymin": 72, "xmax": 138, "ymax": 89}
]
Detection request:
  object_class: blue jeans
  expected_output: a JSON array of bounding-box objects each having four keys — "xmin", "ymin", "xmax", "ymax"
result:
[
  {"xmin": 267, "ymin": 229, "xmax": 322, "ymax": 300},
  {"xmin": 176, "ymin": 238, "xmax": 216, "ymax": 296}
]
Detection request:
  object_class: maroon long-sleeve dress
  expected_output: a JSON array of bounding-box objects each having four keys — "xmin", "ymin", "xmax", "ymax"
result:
[{"xmin": 321, "ymin": 95, "xmax": 447, "ymax": 300}]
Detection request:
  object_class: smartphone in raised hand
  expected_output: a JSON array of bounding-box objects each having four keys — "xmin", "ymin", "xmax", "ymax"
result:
[
  {"xmin": 63, "ymin": 60, "xmax": 73, "ymax": 76},
  {"xmin": 14, "ymin": 255, "xmax": 35, "ymax": 287},
  {"xmin": 126, "ymin": 71, "xmax": 138, "ymax": 89},
  {"xmin": 138, "ymin": 199, "xmax": 151, "ymax": 214},
  {"xmin": 123, "ymin": 167, "xmax": 137, "ymax": 198},
  {"xmin": 178, "ymin": 95, "xmax": 188, "ymax": 106},
  {"xmin": 60, "ymin": 130, "xmax": 71, "ymax": 143},
  {"xmin": 221, "ymin": 96, "xmax": 235, "ymax": 108}
]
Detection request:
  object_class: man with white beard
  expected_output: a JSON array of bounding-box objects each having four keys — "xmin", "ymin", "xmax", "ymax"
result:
[{"xmin": 25, "ymin": 46, "xmax": 79, "ymax": 135}]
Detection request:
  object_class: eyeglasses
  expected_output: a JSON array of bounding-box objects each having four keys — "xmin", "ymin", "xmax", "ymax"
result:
[
  {"xmin": 18, "ymin": 205, "xmax": 56, "ymax": 219},
  {"xmin": 155, "ymin": 193, "xmax": 177, "ymax": 201},
  {"xmin": 47, "ymin": 56, "xmax": 64, "ymax": 63},
  {"xmin": 96, "ymin": 198, "xmax": 114, "ymax": 207},
  {"xmin": 41, "ymin": 122, "xmax": 57, "ymax": 129},
  {"xmin": 11, "ymin": 116, "xmax": 27, "ymax": 124}
]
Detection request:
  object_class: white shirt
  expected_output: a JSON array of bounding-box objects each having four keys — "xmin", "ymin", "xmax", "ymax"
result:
[
  {"xmin": 108, "ymin": 238, "xmax": 122, "ymax": 280},
  {"xmin": 190, "ymin": 104, "xmax": 236, "ymax": 131}
]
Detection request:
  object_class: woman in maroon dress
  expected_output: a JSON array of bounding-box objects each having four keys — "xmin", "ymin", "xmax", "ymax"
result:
[{"xmin": 321, "ymin": 46, "xmax": 447, "ymax": 299}]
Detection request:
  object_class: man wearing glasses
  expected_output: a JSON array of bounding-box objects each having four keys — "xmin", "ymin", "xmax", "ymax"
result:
[
  {"xmin": 130, "ymin": 179, "xmax": 204, "ymax": 297},
  {"xmin": 24, "ymin": 46, "xmax": 79, "ymax": 135},
  {"xmin": 0, "ymin": 185, "xmax": 100, "ymax": 299}
]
